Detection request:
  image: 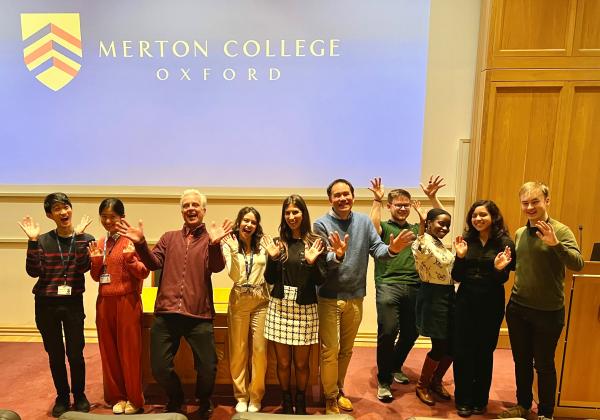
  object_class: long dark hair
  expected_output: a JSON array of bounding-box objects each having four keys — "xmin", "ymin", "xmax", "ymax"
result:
[
  {"xmin": 232, "ymin": 206, "xmax": 263, "ymax": 254},
  {"xmin": 279, "ymin": 195, "xmax": 321, "ymax": 248},
  {"xmin": 99, "ymin": 198, "xmax": 125, "ymax": 217},
  {"xmin": 463, "ymin": 200, "xmax": 509, "ymax": 241}
]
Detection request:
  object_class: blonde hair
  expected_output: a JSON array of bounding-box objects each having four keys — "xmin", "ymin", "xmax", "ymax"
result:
[
  {"xmin": 519, "ymin": 181, "xmax": 549, "ymax": 198},
  {"xmin": 180, "ymin": 189, "xmax": 207, "ymax": 208}
]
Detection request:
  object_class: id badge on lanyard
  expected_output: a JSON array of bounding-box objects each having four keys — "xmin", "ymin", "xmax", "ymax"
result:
[
  {"xmin": 55, "ymin": 231, "xmax": 75, "ymax": 295},
  {"xmin": 100, "ymin": 233, "xmax": 118, "ymax": 284}
]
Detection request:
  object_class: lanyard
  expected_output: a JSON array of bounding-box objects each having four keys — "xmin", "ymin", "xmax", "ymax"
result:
[
  {"xmin": 244, "ymin": 252, "xmax": 254, "ymax": 282},
  {"xmin": 102, "ymin": 233, "xmax": 120, "ymax": 265},
  {"xmin": 55, "ymin": 230, "xmax": 75, "ymax": 283}
]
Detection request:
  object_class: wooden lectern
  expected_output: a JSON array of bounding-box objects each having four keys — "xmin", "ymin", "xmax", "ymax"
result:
[{"xmin": 552, "ymin": 261, "xmax": 600, "ymax": 418}]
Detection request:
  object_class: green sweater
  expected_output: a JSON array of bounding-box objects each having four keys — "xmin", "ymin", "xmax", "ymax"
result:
[
  {"xmin": 375, "ymin": 220, "xmax": 420, "ymax": 285},
  {"xmin": 511, "ymin": 218, "xmax": 584, "ymax": 311}
]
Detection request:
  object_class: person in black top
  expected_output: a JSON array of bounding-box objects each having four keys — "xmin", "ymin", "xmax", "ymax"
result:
[
  {"xmin": 262, "ymin": 194, "xmax": 336, "ymax": 415},
  {"xmin": 451, "ymin": 200, "xmax": 515, "ymax": 417},
  {"xmin": 18, "ymin": 192, "xmax": 94, "ymax": 418}
]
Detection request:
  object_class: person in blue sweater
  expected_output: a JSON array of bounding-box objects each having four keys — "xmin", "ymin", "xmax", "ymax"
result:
[{"xmin": 313, "ymin": 178, "xmax": 415, "ymax": 414}]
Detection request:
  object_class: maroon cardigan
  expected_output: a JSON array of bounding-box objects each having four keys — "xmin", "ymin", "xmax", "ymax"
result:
[{"xmin": 135, "ymin": 224, "xmax": 225, "ymax": 319}]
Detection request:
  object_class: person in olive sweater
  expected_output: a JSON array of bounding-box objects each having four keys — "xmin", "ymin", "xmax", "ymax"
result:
[{"xmin": 499, "ymin": 182, "xmax": 584, "ymax": 420}]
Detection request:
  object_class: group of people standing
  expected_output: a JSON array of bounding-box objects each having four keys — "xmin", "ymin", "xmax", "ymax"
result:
[{"xmin": 19, "ymin": 178, "xmax": 583, "ymax": 419}]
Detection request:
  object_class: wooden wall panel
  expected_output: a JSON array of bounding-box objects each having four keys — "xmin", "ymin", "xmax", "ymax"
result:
[
  {"xmin": 553, "ymin": 85, "xmax": 600, "ymax": 257},
  {"xmin": 496, "ymin": 0, "xmax": 574, "ymax": 54},
  {"xmin": 573, "ymin": 0, "xmax": 600, "ymax": 55}
]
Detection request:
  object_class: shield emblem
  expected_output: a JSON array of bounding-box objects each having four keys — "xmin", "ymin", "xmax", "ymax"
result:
[{"xmin": 20, "ymin": 13, "xmax": 82, "ymax": 91}]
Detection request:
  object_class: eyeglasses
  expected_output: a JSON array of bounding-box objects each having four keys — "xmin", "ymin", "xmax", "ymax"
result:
[{"xmin": 391, "ymin": 203, "xmax": 411, "ymax": 209}]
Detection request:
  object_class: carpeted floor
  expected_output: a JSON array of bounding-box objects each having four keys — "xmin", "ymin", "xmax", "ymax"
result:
[{"xmin": 0, "ymin": 342, "xmax": 540, "ymax": 419}]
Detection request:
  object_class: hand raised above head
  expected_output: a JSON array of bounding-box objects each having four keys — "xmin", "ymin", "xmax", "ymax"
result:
[
  {"xmin": 420, "ymin": 175, "xmax": 446, "ymax": 198},
  {"xmin": 368, "ymin": 177, "xmax": 385, "ymax": 202},
  {"xmin": 411, "ymin": 200, "xmax": 426, "ymax": 221},
  {"xmin": 454, "ymin": 235, "xmax": 468, "ymax": 258},
  {"xmin": 18, "ymin": 215, "xmax": 40, "ymax": 241},
  {"xmin": 116, "ymin": 219, "xmax": 145, "ymax": 243}
]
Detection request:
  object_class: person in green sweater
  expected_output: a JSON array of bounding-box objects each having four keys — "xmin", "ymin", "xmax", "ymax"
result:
[
  {"xmin": 499, "ymin": 181, "xmax": 584, "ymax": 420},
  {"xmin": 368, "ymin": 176, "xmax": 444, "ymax": 402}
]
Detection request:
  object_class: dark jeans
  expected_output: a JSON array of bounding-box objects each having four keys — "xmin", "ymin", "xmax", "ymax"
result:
[
  {"xmin": 34, "ymin": 297, "xmax": 86, "ymax": 399},
  {"xmin": 150, "ymin": 313, "xmax": 217, "ymax": 404},
  {"xmin": 453, "ymin": 285, "xmax": 505, "ymax": 407},
  {"xmin": 375, "ymin": 282, "xmax": 419, "ymax": 385},
  {"xmin": 506, "ymin": 300, "xmax": 564, "ymax": 418}
]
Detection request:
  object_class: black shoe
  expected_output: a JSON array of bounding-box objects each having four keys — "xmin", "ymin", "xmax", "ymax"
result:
[
  {"xmin": 52, "ymin": 396, "xmax": 70, "ymax": 418},
  {"xmin": 281, "ymin": 391, "xmax": 294, "ymax": 414},
  {"xmin": 295, "ymin": 391, "xmax": 307, "ymax": 415},
  {"xmin": 472, "ymin": 405, "xmax": 487, "ymax": 415},
  {"xmin": 457, "ymin": 405, "xmax": 473, "ymax": 417},
  {"xmin": 197, "ymin": 399, "xmax": 213, "ymax": 419},
  {"xmin": 165, "ymin": 400, "xmax": 184, "ymax": 413},
  {"xmin": 73, "ymin": 394, "xmax": 90, "ymax": 412}
]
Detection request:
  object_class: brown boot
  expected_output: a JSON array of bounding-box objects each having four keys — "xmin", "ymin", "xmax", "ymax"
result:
[
  {"xmin": 430, "ymin": 356, "xmax": 452, "ymax": 400},
  {"xmin": 416, "ymin": 355, "xmax": 439, "ymax": 406}
]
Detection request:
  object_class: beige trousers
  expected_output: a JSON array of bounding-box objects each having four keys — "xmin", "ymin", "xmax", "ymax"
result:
[
  {"xmin": 227, "ymin": 288, "xmax": 269, "ymax": 403},
  {"xmin": 318, "ymin": 297, "xmax": 364, "ymax": 399}
]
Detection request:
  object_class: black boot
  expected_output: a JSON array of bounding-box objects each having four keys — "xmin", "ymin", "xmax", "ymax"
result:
[
  {"xmin": 295, "ymin": 391, "xmax": 306, "ymax": 415},
  {"xmin": 282, "ymin": 391, "xmax": 294, "ymax": 414}
]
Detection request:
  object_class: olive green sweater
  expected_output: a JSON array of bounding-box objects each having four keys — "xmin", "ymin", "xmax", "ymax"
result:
[{"xmin": 511, "ymin": 218, "xmax": 584, "ymax": 311}]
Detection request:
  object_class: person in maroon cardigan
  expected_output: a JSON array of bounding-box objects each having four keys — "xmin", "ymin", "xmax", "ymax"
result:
[
  {"xmin": 117, "ymin": 189, "xmax": 232, "ymax": 418},
  {"xmin": 89, "ymin": 198, "xmax": 149, "ymax": 415}
]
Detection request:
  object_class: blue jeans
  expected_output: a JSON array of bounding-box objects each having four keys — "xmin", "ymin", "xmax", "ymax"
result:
[{"xmin": 375, "ymin": 282, "xmax": 419, "ymax": 385}]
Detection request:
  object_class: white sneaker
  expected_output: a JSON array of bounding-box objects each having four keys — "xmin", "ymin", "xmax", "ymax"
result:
[
  {"xmin": 124, "ymin": 401, "xmax": 142, "ymax": 415},
  {"xmin": 248, "ymin": 402, "xmax": 261, "ymax": 413},
  {"xmin": 235, "ymin": 401, "xmax": 248, "ymax": 413},
  {"xmin": 112, "ymin": 400, "xmax": 127, "ymax": 414}
]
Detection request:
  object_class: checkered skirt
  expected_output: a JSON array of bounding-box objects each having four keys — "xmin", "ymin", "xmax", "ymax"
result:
[{"xmin": 264, "ymin": 285, "xmax": 319, "ymax": 345}]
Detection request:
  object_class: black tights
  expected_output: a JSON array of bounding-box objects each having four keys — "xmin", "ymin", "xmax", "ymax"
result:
[
  {"xmin": 273, "ymin": 342, "xmax": 311, "ymax": 392},
  {"xmin": 428, "ymin": 338, "xmax": 449, "ymax": 361}
]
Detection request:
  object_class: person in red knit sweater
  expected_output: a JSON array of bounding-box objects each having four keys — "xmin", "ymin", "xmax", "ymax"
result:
[{"xmin": 88, "ymin": 198, "xmax": 150, "ymax": 415}]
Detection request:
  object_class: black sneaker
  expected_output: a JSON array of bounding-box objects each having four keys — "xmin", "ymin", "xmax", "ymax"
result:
[
  {"xmin": 52, "ymin": 396, "xmax": 70, "ymax": 418},
  {"xmin": 74, "ymin": 393, "xmax": 90, "ymax": 412},
  {"xmin": 165, "ymin": 400, "xmax": 184, "ymax": 413}
]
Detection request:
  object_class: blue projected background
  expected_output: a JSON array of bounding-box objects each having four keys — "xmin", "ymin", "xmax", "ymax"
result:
[{"xmin": 0, "ymin": 0, "xmax": 431, "ymax": 188}]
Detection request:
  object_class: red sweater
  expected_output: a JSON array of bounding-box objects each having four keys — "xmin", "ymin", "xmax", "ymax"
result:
[{"xmin": 90, "ymin": 235, "xmax": 149, "ymax": 296}]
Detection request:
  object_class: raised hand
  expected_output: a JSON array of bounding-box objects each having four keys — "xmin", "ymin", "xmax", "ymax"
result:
[
  {"xmin": 388, "ymin": 229, "xmax": 416, "ymax": 254},
  {"xmin": 411, "ymin": 200, "xmax": 426, "ymax": 221},
  {"xmin": 304, "ymin": 238, "xmax": 324, "ymax": 264},
  {"xmin": 454, "ymin": 236, "xmax": 468, "ymax": 258},
  {"xmin": 116, "ymin": 219, "xmax": 145, "ymax": 243},
  {"xmin": 329, "ymin": 231, "xmax": 349, "ymax": 259},
  {"xmin": 535, "ymin": 220, "xmax": 559, "ymax": 246},
  {"xmin": 88, "ymin": 241, "xmax": 103, "ymax": 258},
  {"xmin": 18, "ymin": 216, "xmax": 40, "ymax": 241},
  {"xmin": 74, "ymin": 215, "xmax": 92, "ymax": 235},
  {"xmin": 368, "ymin": 177, "xmax": 385, "ymax": 202},
  {"xmin": 420, "ymin": 175, "xmax": 446, "ymax": 199},
  {"xmin": 494, "ymin": 246, "xmax": 512, "ymax": 270},
  {"xmin": 261, "ymin": 234, "xmax": 281, "ymax": 259},
  {"xmin": 207, "ymin": 219, "xmax": 233, "ymax": 244},
  {"xmin": 221, "ymin": 233, "xmax": 239, "ymax": 253}
]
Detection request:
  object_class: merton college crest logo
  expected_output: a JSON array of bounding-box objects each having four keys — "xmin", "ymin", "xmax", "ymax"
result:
[{"xmin": 20, "ymin": 13, "xmax": 82, "ymax": 91}]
